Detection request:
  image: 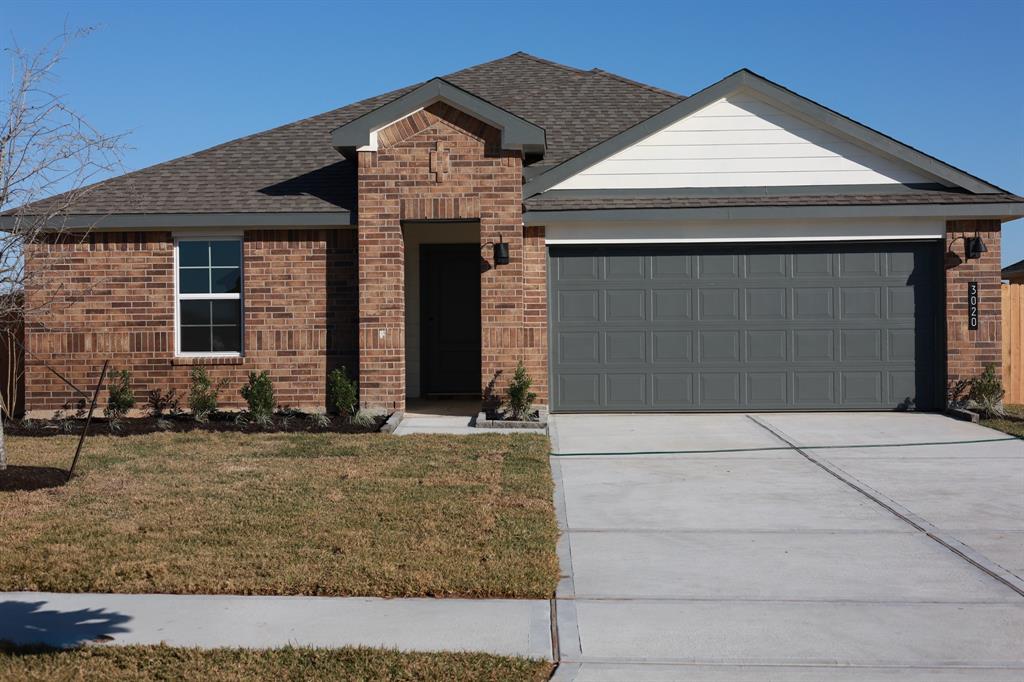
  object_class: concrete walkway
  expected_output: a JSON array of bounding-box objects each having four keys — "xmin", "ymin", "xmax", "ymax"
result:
[
  {"xmin": 393, "ymin": 399, "xmax": 481, "ymax": 435},
  {"xmin": 0, "ymin": 592, "xmax": 553, "ymax": 658},
  {"xmin": 548, "ymin": 412, "xmax": 1024, "ymax": 681}
]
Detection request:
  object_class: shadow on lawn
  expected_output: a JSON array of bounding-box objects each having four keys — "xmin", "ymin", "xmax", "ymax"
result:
[
  {"xmin": 0, "ymin": 601, "xmax": 132, "ymax": 650},
  {"xmin": 0, "ymin": 466, "xmax": 68, "ymax": 492}
]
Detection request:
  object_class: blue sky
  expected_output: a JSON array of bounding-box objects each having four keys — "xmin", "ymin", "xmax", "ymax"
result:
[{"xmin": 4, "ymin": 0, "xmax": 1023, "ymax": 263}]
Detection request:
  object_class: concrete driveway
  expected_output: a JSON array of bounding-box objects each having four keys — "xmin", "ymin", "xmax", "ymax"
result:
[{"xmin": 548, "ymin": 412, "xmax": 1024, "ymax": 681}]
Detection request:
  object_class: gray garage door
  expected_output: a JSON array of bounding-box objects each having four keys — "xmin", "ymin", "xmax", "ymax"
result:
[{"xmin": 549, "ymin": 242, "xmax": 941, "ymax": 412}]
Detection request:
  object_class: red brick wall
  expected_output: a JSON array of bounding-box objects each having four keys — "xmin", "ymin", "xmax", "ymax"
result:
[
  {"xmin": 357, "ymin": 102, "xmax": 545, "ymax": 410},
  {"xmin": 24, "ymin": 229, "xmax": 358, "ymax": 414},
  {"xmin": 945, "ymin": 219, "xmax": 1002, "ymax": 388}
]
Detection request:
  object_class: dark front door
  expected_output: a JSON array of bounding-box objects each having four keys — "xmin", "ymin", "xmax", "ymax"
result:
[{"xmin": 421, "ymin": 244, "xmax": 481, "ymax": 395}]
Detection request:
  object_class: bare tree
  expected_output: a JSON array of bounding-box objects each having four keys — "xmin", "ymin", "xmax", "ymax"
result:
[{"xmin": 0, "ymin": 28, "xmax": 127, "ymax": 469}]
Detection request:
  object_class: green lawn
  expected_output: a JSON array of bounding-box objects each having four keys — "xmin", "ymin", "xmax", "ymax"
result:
[
  {"xmin": 0, "ymin": 644, "xmax": 552, "ymax": 681},
  {"xmin": 0, "ymin": 431, "xmax": 559, "ymax": 598},
  {"xmin": 980, "ymin": 404, "xmax": 1024, "ymax": 438}
]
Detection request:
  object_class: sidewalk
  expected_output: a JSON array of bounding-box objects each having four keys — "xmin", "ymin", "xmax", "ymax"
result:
[{"xmin": 0, "ymin": 592, "xmax": 553, "ymax": 659}]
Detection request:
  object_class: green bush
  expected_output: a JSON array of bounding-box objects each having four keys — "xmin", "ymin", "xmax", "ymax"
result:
[
  {"xmin": 146, "ymin": 389, "xmax": 180, "ymax": 418},
  {"xmin": 327, "ymin": 367, "xmax": 358, "ymax": 417},
  {"xmin": 240, "ymin": 371, "xmax": 275, "ymax": 424},
  {"xmin": 968, "ymin": 363, "xmax": 1006, "ymax": 418},
  {"xmin": 504, "ymin": 360, "xmax": 537, "ymax": 421},
  {"xmin": 188, "ymin": 366, "xmax": 227, "ymax": 422},
  {"xmin": 104, "ymin": 369, "xmax": 136, "ymax": 420}
]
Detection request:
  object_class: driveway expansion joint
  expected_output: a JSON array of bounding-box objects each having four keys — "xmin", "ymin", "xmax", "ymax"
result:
[{"xmin": 747, "ymin": 414, "xmax": 1024, "ymax": 598}]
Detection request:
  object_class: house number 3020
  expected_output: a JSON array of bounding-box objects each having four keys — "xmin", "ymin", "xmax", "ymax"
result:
[{"xmin": 967, "ymin": 281, "xmax": 979, "ymax": 331}]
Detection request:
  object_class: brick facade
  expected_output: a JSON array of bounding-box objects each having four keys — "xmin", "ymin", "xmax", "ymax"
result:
[
  {"xmin": 19, "ymin": 110, "xmax": 1007, "ymax": 417},
  {"xmin": 24, "ymin": 229, "xmax": 357, "ymax": 414},
  {"xmin": 356, "ymin": 101, "xmax": 545, "ymax": 411},
  {"xmin": 945, "ymin": 219, "xmax": 1002, "ymax": 389}
]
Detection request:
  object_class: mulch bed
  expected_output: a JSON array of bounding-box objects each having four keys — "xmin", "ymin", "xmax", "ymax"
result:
[
  {"xmin": 0, "ymin": 465, "xmax": 69, "ymax": 492},
  {"xmin": 5, "ymin": 412, "xmax": 388, "ymax": 438}
]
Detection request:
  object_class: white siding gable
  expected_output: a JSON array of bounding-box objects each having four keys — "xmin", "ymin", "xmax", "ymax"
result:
[{"xmin": 552, "ymin": 90, "xmax": 936, "ymax": 190}]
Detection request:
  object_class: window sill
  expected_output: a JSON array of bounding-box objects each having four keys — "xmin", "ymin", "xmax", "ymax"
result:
[{"xmin": 172, "ymin": 356, "xmax": 245, "ymax": 366}]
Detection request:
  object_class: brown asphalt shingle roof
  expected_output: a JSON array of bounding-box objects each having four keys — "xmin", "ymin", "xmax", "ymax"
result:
[
  {"xmin": 24, "ymin": 52, "xmax": 682, "ymax": 217},
  {"xmin": 13, "ymin": 52, "xmax": 1020, "ymax": 218}
]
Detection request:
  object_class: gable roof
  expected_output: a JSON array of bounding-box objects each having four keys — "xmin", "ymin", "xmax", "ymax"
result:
[
  {"xmin": 330, "ymin": 77, "xmax": 546, "ymax": 157},
  {"xmin": 522, "ymin": 69, "xmax": 1009, "ymax": 198},
  {"xmin": 5, "ymin": 52, "xmax": 681, "ymax": 223}
]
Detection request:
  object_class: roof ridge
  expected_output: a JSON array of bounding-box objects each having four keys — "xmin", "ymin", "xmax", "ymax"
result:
[
  {"xmin": 508, "ymin": 51, "xmax": 589, "ymax": 75},
  {"xmin": 589, "ymin": 67, "xmax": 685, "ymax": 100}
]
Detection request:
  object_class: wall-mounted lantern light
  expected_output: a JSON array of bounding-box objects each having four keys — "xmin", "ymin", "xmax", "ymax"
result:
[
  {"xmin": 965, "ymin": 235, "xmax": 988, "ymax": 260},
  {"xmin": 493, "ymin": 237, "xmax": 510, "ymax": 266}
]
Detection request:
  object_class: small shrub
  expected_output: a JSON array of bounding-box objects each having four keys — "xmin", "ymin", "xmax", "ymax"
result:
[
  {"xmin": 327, "ymin": 367, "xmax": 358, "ymax": 417},
  {"xmin": 351, "ymin": 407, "xmax": 385, "ymax": 429},
  {"xmin": 146, "ymin": 389, "xmax": 180, "ymax": 418},
  {"xmin": 240, "ymin": 371, "xmax": 275, "ymax": 423},
  {"xmin": 104, "ymin": 369, "xmax": 136, "ymax": 420},
  {"xmin": 307, "ymin": 411, "xmax": 331, "ymax": 428},
  {"xmin": 188, "ymin": 367, "xmax": 227, "ymax": 422},
  {"xmin": 968, "ymin": 363, "xmax": 1006, "ymax": 418},
  {"xmin": 504, "ymin": 360, "xmax": 537, "ymax": 421}
]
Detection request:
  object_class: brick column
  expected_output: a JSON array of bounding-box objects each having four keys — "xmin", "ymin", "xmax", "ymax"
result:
[
  {"xmin": 522, "ymin": 225, "xmax": 548, "ymax": 405},
  {"xmin": 357, "ymin": 149, "xmax": 406, "ymax": 410},
  {"xmin": 945, "ymin": 219, "xmax": 1002, "ymax": 388}
]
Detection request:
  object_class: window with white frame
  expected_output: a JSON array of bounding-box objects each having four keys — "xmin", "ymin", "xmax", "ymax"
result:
[{"xmin": 176, "ymin": 238, "xmax": 242, "ymax": 354}]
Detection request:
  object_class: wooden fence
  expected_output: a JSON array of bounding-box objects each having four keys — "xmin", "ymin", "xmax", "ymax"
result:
[{"xmin": 1004, "ymin": 283, "xmax": 1024, "ymax": 404}]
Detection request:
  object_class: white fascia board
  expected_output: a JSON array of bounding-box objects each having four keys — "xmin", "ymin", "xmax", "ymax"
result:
[{"xmin": 544, "ymin": 218, "xmax": 945, "ymax": 245}]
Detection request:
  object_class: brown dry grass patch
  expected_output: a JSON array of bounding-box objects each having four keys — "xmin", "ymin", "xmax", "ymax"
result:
[
  {"xmin": 0, "ymin": 643, "xmax": 553, "ymax": 681},
  {"xmin": 0, "ymin": 431, "xmax": 559, "ymax": 598}
]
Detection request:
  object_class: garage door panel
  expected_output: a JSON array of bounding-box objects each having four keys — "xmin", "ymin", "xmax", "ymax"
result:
[
  {"xmin": 652, "ymin": 289, "xmax": 692, "ymax": 320},
  {"xmin": 558, "ymin": 331, "xmax": 600, "ymax": 364},
  {"xmin": 841, "ymin": 371, "xmax": 884, "ymax": 404},
  {"xmin": 652, "ymin": 254, "xmax": 692, "ymax": 279},
  {"xmin": 558, "ymin": 290, "xmax": 600, "ymax": 322},
  {"xmin": 748, "ymin": 372, "xmax": 788, "ymax": 404},
  {"xmin": 841, "ymin": 329, "xmax": 882, "ymax": 362},
  {"xmin": 793, "ymin": 252, "xmax": 834, "ymax": 277},
  {"xmin": 607, "ymin": 254, "xmax": 645, "ymax": 279},
  {"xmin": 605, "ymin": 374, "xmax": 647, "ymax": 407},
  {"xmin": 747, "ymin": 288, "xmax": 787, "ymax": 320},
  {"xmin": 793, "ymin": 329, "xmax": 835, "ymax": 362},
  {"xmin": 746, "ymin": 253, "xmax": 787, "ymax": 278},
  {"xmin": 549, "ymin": 243, "xmax": 940, "ymax": 412},
  {"xmin": 653, "ymin": 331, "xmax": 693, "ymax": 363},
  {"xmin": 605, "ymin": 331, "xmax": 646, "ymax": 364},
  {"xmin": 793, "ymin": 288, "xmax": 834, "ymax": 320},
  {"xmin": 699, "ymin": 289, "xmax": 740, "ymax": 320},
  {"xmin": 840, "ymin": 287, "xmax": 882, "ymax": 319},
  {"xmin": 652, "ymin": 373, "xmax": 695, "ymax": 407},
  {"xmin": 701, "ymin": 373, "xmax": 742, "ymax": 404},
  {"xmin": 606, "ymin": 289, "xmax": 646, "ymax": 321},
  {"xmin": 840, "ymin": 251, "xmax": 882, "ymax": 277},
  {"xmin": 747, "ymin": 330, "xmax": 787, "ymax": 362}
]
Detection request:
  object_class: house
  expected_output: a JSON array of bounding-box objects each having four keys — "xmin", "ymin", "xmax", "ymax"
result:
[
  {"xmin": 9, "ymin": 53, "xmax": 1024, "ymax": 415},
  {"xmin": 1003, "ymin": 259, "xmax": 1024, "ymax": 284}
]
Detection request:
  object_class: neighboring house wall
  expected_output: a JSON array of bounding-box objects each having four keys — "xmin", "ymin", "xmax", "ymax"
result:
[
  {"xmin": 23, "ymin": 229, "xmax": 357, "ymax": 413},
  {"xmin": 551, "ymin": 91, "xmax": 935, "ymax": 190},
  {"xmin": 945, "ymin": 219, "xmax": 1002, "ymax": 387},
  {"xmin": 356, "ymin": 101, "xmax": 545, "ymax": 411}
]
